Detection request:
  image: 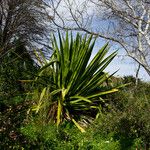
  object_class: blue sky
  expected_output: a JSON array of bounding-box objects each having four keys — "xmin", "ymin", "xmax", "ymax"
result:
[
  {"xmin": 105, "ymin": 57, "xmax": 150, "ymax": 81},
  {"xmin": 51, "ymin": 0, "xmax": 150, "ymax": 82},
  {"xmin": 92, "ymin": 41, "xmax": 150, "ymax": 81},
  {"xmin": 53, "ymin": 31, "xmax": 150, "ymax": 82}
]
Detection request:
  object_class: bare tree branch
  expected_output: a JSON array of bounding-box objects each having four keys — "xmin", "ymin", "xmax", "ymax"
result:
[
  {"xmin": 50, "ymin": 0, "xmax": 150, "ymax": 77},
  {"xmin": 0, "ymin": 0, "xmax": 54, "ymax": 58}
]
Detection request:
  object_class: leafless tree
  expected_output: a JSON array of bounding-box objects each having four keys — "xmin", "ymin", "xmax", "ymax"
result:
[
  {"xmin": 0, "ymin": 0, "xmax": 53, "ymax": 59},
  {"xmin": 49, "ymin": 0, "xmax": 150, "ymax": 79}
]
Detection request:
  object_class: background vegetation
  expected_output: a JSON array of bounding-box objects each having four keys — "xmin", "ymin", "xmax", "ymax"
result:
[
  {"xmin": 0, "ymin": 1, "xmax": 150, "ymax": 150},
  {"xmin": 1, "ymin": 32, "xmax": 150, "ymax": 150}
]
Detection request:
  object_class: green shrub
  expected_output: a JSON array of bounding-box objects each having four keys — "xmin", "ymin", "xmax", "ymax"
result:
[
  {"xmin": 20, "ymin": 121, "xmax": 120, "ymax": 150},
  {"xmin": 0, "ymin": 40, "xmax": 37, "ymax": 107},
  {"xmin": 0, "ymin": 98, "xmax": 31, "ymax": 149},
  {"xmin": 94, "ymin": 81, "xmax": 150, "ymax": 150}
]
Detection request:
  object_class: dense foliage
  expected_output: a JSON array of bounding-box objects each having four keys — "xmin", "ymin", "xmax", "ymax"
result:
[
  {"xmin": 0, "ymin": 32, "xmax": 150, "ymax": 150},
  {"xmin": 0, "ymin": 40, "xmax": 38, "ymax": 149},
  {"xmin": 0, "ymin": 40, "xmax": 37, "ymax": 106}
]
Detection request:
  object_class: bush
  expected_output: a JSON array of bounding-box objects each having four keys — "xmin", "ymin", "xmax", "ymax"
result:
[
  {"xmin": 20, "ymin": 121, "xmax": 120, "ymax": 150},
  {"xmin": 94, "ymin": 81, "xmax": 150, "ymax": 150},
  {"xmin": 0, "ymin": 98, "xmax": 31, "ymax": 149},
  {"xmin": 0, "ymin": 40, "xmax": 38, "ymax": 107}
]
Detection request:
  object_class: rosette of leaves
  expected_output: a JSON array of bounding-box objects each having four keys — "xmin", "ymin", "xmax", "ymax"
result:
[{"xmin": 32, "ymin": 31, "xmax": 119, "ymax": 132}]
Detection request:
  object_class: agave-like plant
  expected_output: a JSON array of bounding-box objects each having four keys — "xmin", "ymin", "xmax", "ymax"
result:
[{"xmin": 32, "ymin": 31, "xmax": 118, "ymax": 132}]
